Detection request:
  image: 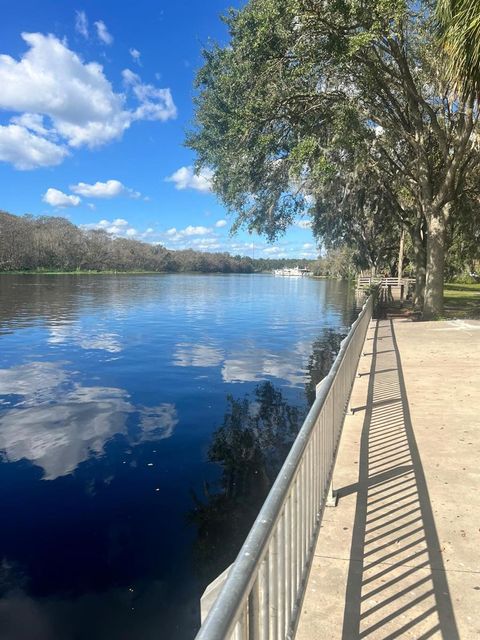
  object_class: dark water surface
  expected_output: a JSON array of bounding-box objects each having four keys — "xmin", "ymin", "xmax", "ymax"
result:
[{"xmin": 0, "ymin": 274, "xmax": 355, "ymax": 640}]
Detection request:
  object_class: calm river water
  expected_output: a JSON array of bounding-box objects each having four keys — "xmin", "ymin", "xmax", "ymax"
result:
[{"xmin": 0, "ymin": 274, "xmax": 356, "ymax": 640}]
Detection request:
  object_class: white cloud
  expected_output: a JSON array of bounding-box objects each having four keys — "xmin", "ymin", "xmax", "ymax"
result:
[
  {"xmin": 0, "ymin": 33, "xmax": 176, "ymax": 169},
  {"xmin": 182, "ymin": 225, "xmax": 212, "ymax": 236},
  {"xmin": 163, "ymin": 225, "xmax": 215, "ymax": 243},
  {"xmin": 42, "ymin": 187, "xmax": 81, "ymax": 208},
  {"xmin": 75, "ymin": 10, "xmax": 89, "ymax": 39},
  {"xmin": 215, "ymin": 219, "xmax": 227, "ymax": 228},
  {"xmin": 0, "ymin": 123, "xmax": 68, "ymax": 170},
  {"xmin": 129, "ymin": 48, "xmax": 141, "ymax": 65},
  {"xmin": 191, "ymin": 238, "xmax": 222, "ymax": 250},
  {"xmin": 295, "ymin": 219, "xmax": 312, "ymax": 229},
  {"xmin": 11, "ymin": 113, "xmax": 50, "ymax": 136},
  {"xmin": 303, "ymin": 243, "xmax": 314, "ymax": 249},
  {"xmin": 263, "ymin": 246, "xmax": 283, "ymax": 255},
  {"xmin": 81, "ymin": 217, "xmax": 139, "ymax": 237},
  {"xmin": 165, "ymin": 165, "xmax": 213, "ymax": 192},
  {"xmin": 70, "ymin": 179, "xmax": 140, "ymax": 199},
  {"xmin": 122, "ymin": 68, "xmax": 177, "ymax": 122},
  {"xmin": 94, "ymin": 20, "xmax": 113, "ymax": 45}
]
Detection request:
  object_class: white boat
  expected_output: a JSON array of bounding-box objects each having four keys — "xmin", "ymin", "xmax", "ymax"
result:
[{"xmin": 273, "ymin": 266, "xmax": 312, "ymax": 277}]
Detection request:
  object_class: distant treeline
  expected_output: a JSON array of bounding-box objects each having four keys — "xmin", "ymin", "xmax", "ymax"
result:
[{"xmin": 0, "ymin": 211, "xmax": 316, "ymax": 274}]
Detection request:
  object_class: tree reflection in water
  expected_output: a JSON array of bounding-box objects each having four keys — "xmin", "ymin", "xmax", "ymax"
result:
[
  {"xmin": 304, "ymin": 328, "xmax": 345, "ymax": 406},
  {"xmin": 191, "ymin": 326, "xmax": 348, "ymax": 589},
  {"xmin": 190, "ymin": 382, "xmax": 303, "ymax": 585}
]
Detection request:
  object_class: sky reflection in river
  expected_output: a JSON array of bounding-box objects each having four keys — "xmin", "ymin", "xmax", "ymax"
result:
[{"xmin": 0, "ymin": 274, "xmax": 356, "ymax": 639}]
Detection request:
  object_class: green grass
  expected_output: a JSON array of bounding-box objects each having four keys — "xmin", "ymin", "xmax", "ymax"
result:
[{"xmin": 443, "ymin": 282, "xmax": 480, "ymax": 319}]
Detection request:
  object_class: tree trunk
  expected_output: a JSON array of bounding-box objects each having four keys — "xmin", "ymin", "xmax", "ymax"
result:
[
  {"xmin": 423, "ymin": 212, "xmax": 446, "ymax": 319},
  {"xmin": 410, "ymin": 223, "xmax": 426, "ymax": 311},
  {"xmin": 397, "ymin": 227, "xmax": 405, "ymax": 284}
]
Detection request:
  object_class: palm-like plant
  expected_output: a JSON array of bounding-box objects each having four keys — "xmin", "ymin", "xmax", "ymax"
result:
[{"xmin": 436, "ymin": 0, "xmax": 480, "ymax": 95}]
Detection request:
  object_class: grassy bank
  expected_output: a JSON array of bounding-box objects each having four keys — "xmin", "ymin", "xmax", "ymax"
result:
[
  {"xmin": 443, "ymin": 283, "xmax": 480, "ymax": 319},
  {"xmin": 0, "ymin": 270, "xmax": 164, "ymax": 275}
]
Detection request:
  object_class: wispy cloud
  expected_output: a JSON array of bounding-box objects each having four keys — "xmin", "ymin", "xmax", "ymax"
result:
[
  {"xmin": 94, "ymin": 20, "xmax": 113, "ymax": 45},
  {"xmin": 75, "ymin": 10, "xmax": 89, "ymax": 39},
  {"xmin": 129, "ymin": 48, "xmax": 141, "ymax": 65}
]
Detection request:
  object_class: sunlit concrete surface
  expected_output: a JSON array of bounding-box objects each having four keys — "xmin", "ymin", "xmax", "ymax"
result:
[{"xmin": 296, "ymin": 318, "xmax": 480, "ymax": 640}]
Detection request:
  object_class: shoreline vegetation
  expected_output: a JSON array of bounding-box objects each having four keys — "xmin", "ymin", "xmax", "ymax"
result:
[{"xmin": 0, "ymin": 210, "xmax": 316, "ymax": 275}]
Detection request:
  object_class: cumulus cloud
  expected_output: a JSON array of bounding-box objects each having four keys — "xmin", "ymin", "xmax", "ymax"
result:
[
  {"xmin": 215, "ymin": 219, "xmax": 227, "ymax": 228},
  {"xmin": 129, "ymin": 48, "xmax": 141, "ymax": 65},
  {"xmin": 0, "ymin": 123, "xmax": 68, "ymax": 169},
  {"xmin": 179, "ymin": 225, "xmax": 212, "ymax": 236},
  {"xmin": 94, "ymin": 20, "xmax": 113, "ymax": 45},
  {"xmin": 165, "ymin": 165, "xmax": 213, "ymax": 192},
  {"xmin": 70, "ymin": 179, "xmax": 140, "ymax": 199},
  {"xmin": 42, "ymin": 188, "xmax": 81, "ymax": 208},
  {"xmin": 0, "ymin": 33, "xmax": 176, "ymax": 169},
  {"xmin": 75, "ymin": 10, "xmax": 89, "ymax": 39},
  {"xmin": 163, "ymin": 225, "xmax": 215, "ymax": 243},
  {"xmin": 81, "ymin": 218, "xmax": 138, "ymax": 237}
]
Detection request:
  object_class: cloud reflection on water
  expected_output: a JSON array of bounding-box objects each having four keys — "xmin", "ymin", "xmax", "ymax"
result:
[
  {"xmin": 48, "ymin": 322, "xmax": 122, "ymax": 353},
  {"xmin": 0, "ymin": 362, "xmax": 177, "ymax": 480},
  {"xmin": 173, "ymin": 340, "xmax": 312, "ymax": 387},
  {"xmin": 173, "ymin": 343, "xmax": 223, "ymax": 368}
]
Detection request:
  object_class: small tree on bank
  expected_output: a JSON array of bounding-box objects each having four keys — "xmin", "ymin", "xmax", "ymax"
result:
[{"xmin": 188, "ymin": 0, "xmax": 480, "ymax": 318}]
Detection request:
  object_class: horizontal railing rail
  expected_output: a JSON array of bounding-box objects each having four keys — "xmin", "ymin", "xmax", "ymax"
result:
[
  {"xmin": 195, "ymin": 293, "xmax": 375, "ymax": 640},
  {"xmin": 357, "ymin": 276, "xmax": 415, "ymax": 289}
]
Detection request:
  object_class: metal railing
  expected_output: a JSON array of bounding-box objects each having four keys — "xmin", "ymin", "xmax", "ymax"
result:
[{"xmin": 195, "ymin": 294, "xmax": 374, "ymax": 640}]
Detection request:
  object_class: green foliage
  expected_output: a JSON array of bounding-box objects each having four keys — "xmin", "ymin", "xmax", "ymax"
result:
[
  {"xmin": 0, "ymin": 210, "xmax": 317, "ymax": 274},
  {"xmin": 188, "ymin": 0, "xmax": 480, "ymax": 317},
  {"xmin": 313, "ymin": 246, "xmax": 358, "ymax": 279},
  {"xmin": 450, "ymin": 273, "xmax": 479, "ymax": 285},
  {"xmin": 436, "ymin": 0, "xmax": 480, "ymax": 95}
]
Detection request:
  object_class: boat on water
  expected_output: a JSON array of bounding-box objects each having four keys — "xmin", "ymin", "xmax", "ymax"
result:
[{"xmin": 272, "ymin": 266, "xmax": 312, "ymax": 277}]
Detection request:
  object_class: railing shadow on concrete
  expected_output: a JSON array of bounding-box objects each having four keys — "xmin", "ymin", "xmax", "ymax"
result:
[{"xmin": 340, "ymin": 319, "xmax": 459, "ymax": 640}]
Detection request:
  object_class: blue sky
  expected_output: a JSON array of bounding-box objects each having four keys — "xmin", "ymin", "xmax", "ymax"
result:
[{"xmin": 0, "ymin": 0, "xmax": 317, "ymax": 258}]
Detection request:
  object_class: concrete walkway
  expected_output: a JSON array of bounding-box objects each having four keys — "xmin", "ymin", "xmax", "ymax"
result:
[{"xmin": 296, "ymin": 318, "xmax": 480, "ymax": 640}]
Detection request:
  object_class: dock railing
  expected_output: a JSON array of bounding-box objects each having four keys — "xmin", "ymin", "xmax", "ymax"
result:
[{"xmin": 195, "ymin": 293, "xmax": 375, "ymax": 640}]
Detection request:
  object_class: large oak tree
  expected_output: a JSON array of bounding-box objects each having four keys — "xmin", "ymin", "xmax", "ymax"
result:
[{"xmin": 188, "ymin": 0, "xmax": 479, "ymax": 317}]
